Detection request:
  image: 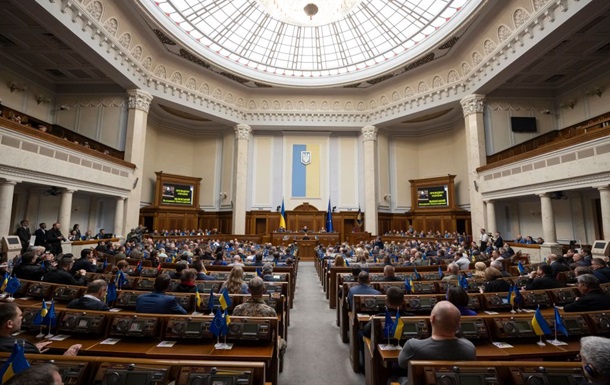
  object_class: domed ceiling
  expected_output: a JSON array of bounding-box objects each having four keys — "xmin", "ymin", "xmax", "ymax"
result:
[{"xmin": 138, "ymin": 0, "xmax": 482, "ymax": 88}]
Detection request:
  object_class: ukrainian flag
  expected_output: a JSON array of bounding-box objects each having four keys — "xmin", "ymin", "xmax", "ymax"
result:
[
  {"xmin": 195, "ymin": 286, "xmax": 202, "ymax": 307},
  {"xmin": 532, "ymin": 307, "xmax": 552, "ymax": 336},
  {"xmin": 219, "ymin": 288, "xmax": 232, "ymax": 310},
  {"xmin": 0, "ymin": 342, "xmax": 30, "ymax": 383},
  {"xmin": 393, "ymin": 311, "xmax": 404, "ymax": 339},
  {"xmin": 279, "ymin": 198, "xmax": 286, "ymax": 229},
  {"xmin": 292, "ymin": 144, "xmax": 320, "ymax": 198}
]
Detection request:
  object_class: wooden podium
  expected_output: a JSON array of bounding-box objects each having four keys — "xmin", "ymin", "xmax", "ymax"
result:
[{"xmin": 296, "ymin": 239, "xmax": 317, "ymax": 261}]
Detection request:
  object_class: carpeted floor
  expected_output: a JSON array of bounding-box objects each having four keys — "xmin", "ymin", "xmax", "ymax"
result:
[{"xmin": 279, "ymin": 261, "xmax": 366, "ymax": 385}]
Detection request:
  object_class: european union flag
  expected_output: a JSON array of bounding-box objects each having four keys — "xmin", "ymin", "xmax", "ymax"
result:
[
  {"xmin": 136, "ymin": 261, "xmax": 142, "ymax": 274},
  {"xmin": 459, "ymin": 275, "xmax": 469, "ymax": 290},
  {"xmin": 210, "ymin": 308, "xmax": 223, "ymax": 337},
  {"xmin": 256, "ymin": 268, "xmax": 262, "ymax": 277},
  {"xmin": 413, "ymin": 268, "xmax": 421, "ymax": 281},
  {"xmin": 383, "ymin": 309, "xmax": 394, "ymax": 338},
  {"xmin": 116, "ymin": 271, "xmax": 127, "ymax": 289},
  {"xmin": 0, "ymin": 342, "xmax": 30, "ymax": 383},
  {"xmin": 438, "ymin": 266, "xmax": 444, "ymax": 279},
  {"xmin": 326, "ymin": 199, "xmax": 334, "ymax": 232},
  {"xmin": 102, "ymin": 258, "xmax": 108, "ymax": 271},
  {"xmin": 106, "ymin": 282, "xmax": 117, "ymax": 303},
  {"xmin": 4, "ymin": 276, "xmax": 21, "ymax": 295},
  {"xmin": 207, "ymin": 288, "xmax": 215, "ymax": 313},
  {"xmin": 554, "ymin": 307, "xmax": 569, "ymax": 337},
  {"xmin": 44, "ymin": 300, "xmax": 57, "ymax": 327},
  {"xmin": 404, "ymin": 278, "xmax": 412, "ymax": 294},
  {"xmin": 373, "ymin": 254, "xmax": 377, "ymax": 263}
]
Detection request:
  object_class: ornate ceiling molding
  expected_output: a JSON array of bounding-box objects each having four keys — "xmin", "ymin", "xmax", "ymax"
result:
[{"xmin": 41, "ymin": 0, "xmax": 590, "ymax": 128}]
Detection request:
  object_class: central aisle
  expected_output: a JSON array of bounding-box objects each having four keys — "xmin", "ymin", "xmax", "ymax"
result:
[{"xmin": 279, "ymin": 261, "xmax": 366, "ymax": 385}]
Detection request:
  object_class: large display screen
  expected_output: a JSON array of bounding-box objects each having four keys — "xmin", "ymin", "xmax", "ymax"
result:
[
  {"xmin": 417, "ymin": 185, "xmax": 449, "ymax": 207},
  {"xmin": 162, "ymin": 183, "xmax": 194, "ymax": 205}
]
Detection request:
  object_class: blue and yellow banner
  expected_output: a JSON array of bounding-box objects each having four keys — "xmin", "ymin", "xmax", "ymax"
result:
[{"xmin": 292, "ymin": 144, "xmax": 320, "ymax": 198}]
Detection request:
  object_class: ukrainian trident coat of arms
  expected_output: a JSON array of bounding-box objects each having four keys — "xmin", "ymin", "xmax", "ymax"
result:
[{"xmin": 300, "ymin": 151, "xmax": 311, "ymax": 165}]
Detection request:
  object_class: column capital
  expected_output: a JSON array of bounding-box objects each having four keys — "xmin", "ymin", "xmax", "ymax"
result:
[
  {"xmin": 460, "ymin": 94, "xmax": 486, "ymax": 117},
  {"xmin": 116, "ymin": 196, "xmax": 127, "ymax": 202},
  {"xmin": 62, "ymin": 188, "xmax": 76, "ymax": 194},
  {"xmin": 127, "ymin": 89, "xmax": 153, "ymax": 113},
  {"xmin": 0, "ymin": 179, "xmax": 18, "ymax": 186},
  {"xmin": 597, "ymin": 185, "xmax": 610, "ymax": 192},
  {"xmin": 234, "ymin": 124, "xmax": 252, "ymax": 140},
  {"xmin": 537, "ymin": 192, "xmax": 551, "ymax": 198},
  {"xmin": 361, "ymin": 125, "xmax": 378, "ymax": 142}
]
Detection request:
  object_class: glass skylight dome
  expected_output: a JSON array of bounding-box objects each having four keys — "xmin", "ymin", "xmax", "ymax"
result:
[{"xmin": 139, "ymin": 0, "xmax": 481, "ymax": 87}]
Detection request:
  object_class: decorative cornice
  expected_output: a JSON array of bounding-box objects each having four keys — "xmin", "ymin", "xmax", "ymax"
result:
[
  {"xmin": 44, "ymin": 0, "xmax": 590, "ymax": 127},
  {"xmin": 127, "ymin": 89, "xmax": 153, "ymax": 112},
  {"xmin": 234, "ymin": 124, "xmax": 252, "ymax": 140},
  {"xmin": 362, "ymin": 126, "xmax": 378, "ymax": 142},
  {"xmin": 460, "ymin": 94, "xmax": 486, "ymax": 117}
]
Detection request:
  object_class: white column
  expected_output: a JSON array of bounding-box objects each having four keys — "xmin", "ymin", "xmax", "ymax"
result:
[
  {"xmin": 460, "ymin": 94, "xmax": 487, "ymax": 237},
  {"xmin": 0, "ymin": 180, "xmax": 17, "ymax": 237},
  {"xmin": 538, "ymin": 193, "xmax": 558, "ymax": 245},
  {"xmin": 232, "ymin": 124, "xmax": 251, "ymax": 234},
  {"xmin": 114, "ymin": 197, "xmax": 126, "ymax": 237},
  {"xmin": 124, "ymin": 89, "xmax": 152, "ymax": 233},
  {"xmin": 486, "ymin": 200, "xmax": 497, "ymax": 234},
  {"xmin": 362, "ymin": 125, "xmax": 378, "ymax": 235},
  {"xmin": 57, "ymin": 189, "xmax": 75, "ymax": 229},
  {"xmin": 598, "ymin": 186, "xmax": 610, "ymax": 240}
]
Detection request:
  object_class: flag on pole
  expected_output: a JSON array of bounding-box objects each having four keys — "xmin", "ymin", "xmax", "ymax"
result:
[
  {"xmin": 279, "ymin": 198, "xmax": 286, "ymax": 229},
  {"xmin": 222, "ymin": 309, "xmax": 231, "ymax": 337},
  {"xmin": 326, "ymin": 199, "xmax": 334, "ymax": 232},
  {"xmin": 207, "ymin": 288, "xmax": 215, "ymax": 312},
  {"xmin": 106, "ymin": 281, "xmax": 117, "ymax": 303},
  {"xmin": 383, "ymin": 309, "xmax": 394, "ymax": 338},
  {"xmin": 210, "ymin": 308, "xmax": 223, "ymax": 337},
  {"xmin": 344, "ymin": 258, "xmax": 350, "ymax": 267},
  {"xmin": 4, "ymin": 276, "xmax": 21, "ymax": 295},
  {"xmin": 438, "ymin": 266, "xmax": 444, "ymax": 279},
  {"xmin": 532, "ymin": 306, "xmax": 552, "ymax": 336},
  {"xmin": 33, "ymin": 300, "xmax": 48, "ymax": 326},
  {"xmin": 136, "ymin": 261, "xmax": 142, "ymax": 274},
  {"xmin": 508, "ymin": 285, "xmax": 517, "ymax": 306},
  {"xmin": 0, "ymin": 342, "xmax": 30, "ymax": 383},
  {"xmin": 517, "ymin": 261, "xmax": 526, "ymax": 275},
  {"xmin": 405, "ymin": 278, "xmax": 412, "ymax": 294},
  {"xmin": 0, "ymin": 272, "xmax": 8, "ymax": 292},
  {"xmin": 157, "ymin": 261, "xmax": 163, "ymax": 274},
  {"xmin": 393, "ymin": 310, "xmax": 404, "ymax": 339},
  {"xmin": 195, "ymin": 286, "xmax": 202, "ymax": 307},
  {"xmin": 45, "ymin": 300, "xmax": 57, "ymax": 328},
  {"xmin": 554, "ymin": 307, "xmax": 569, "ymax": 337},
  {"xmin": 219, "ymin": 288, "xmax": 232, "ymax": 310},
  {"xmin": 356, "ymin": 207, "xmax": 363, "ymax": 231},
  {"xmin": 413, "ymin": 268, "xmax": 421, "ymax": 281},
  {"xmin": 102, "ymin": 258, "xmax": 108, "ymax": 271}
]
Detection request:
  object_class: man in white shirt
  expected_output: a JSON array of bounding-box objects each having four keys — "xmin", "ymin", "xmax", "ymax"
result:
[{"xmin": 479, "ymin": 228, "xmax": 489, "ymax": 249}]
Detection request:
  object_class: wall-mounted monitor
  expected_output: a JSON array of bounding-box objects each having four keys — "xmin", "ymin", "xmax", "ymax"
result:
[
  {"xmin": 511, "ymin": 117, "xmax": 537, "ymax": 133},
  {"xmin": 161, "ymin": 183, "xmax": 194, "ymax": 206},
  {"xmin": 417, "ymin": 185, "xmax": 449, "ymax": 208}
]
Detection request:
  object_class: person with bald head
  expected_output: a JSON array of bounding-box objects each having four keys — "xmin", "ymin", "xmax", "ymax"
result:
[{"xmin": 398, "ymin": 301, "xmax": 476, "ymax": 374}]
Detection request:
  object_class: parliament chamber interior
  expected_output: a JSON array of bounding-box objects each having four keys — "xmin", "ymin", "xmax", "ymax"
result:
[{"xmin": 1, "ymin": 0, "xmax": 610, "ymax": 384}]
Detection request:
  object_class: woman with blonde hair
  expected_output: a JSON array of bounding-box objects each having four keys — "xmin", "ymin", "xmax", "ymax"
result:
[{"xmin": 221, "ymin": 265, "xmax": 249, "ymax": 294}]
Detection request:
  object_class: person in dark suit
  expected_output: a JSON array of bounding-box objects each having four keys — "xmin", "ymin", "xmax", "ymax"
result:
[
  {"xmin": 71, "ymin": 249, "xmax": 97, "ymax": 274},
  {"xmin": 34, "ymin": 223, "xmax": 48, "ymax": 250},
  {"xmin": 381, "ymin": 265, "xmax": 402, "ymax": 282},
  {"xmin": 493, "ymin": 232, "xmax": 503, "ymax": 249},
  {"xmin": 12, "ymin": 252, "xmax": 46, "ymax": 281},
  {"xmin": 564, "ymin": 274, "xmax": 610, "ymax": 312},
  {"xmin": 193, "ymin": 260, "xmax": 216, "ymax": 281},
  {"xmin": 524, "ymin": 263, "xmax": 564, "ymax": 290},
  {"xmin": 67, "ymin": 279, "xmax": 110, "ymax": 311},
  {"xmin": 46, "ymin": 222, "xmax": 66, "ymax": 256},
  {"xmin": 592, "ymin": 258, "xmax": 610, "ymax": 281},
  {"xmin": 174, "ymin": 269, "xmax": 198, "ymax": 293},
  {"xmin": 15, "ymin": 219, "xmax": 31, "ymax": 255},
  {"xmin": 43, "ymin": 256, "xmax": 87, "ymax": 286},
  {"xmin": 481, "ymin": 267, "xmax": 511, "ymax": 293},
  {"xmin": 549, "ymin": 253, "xmax": 570, "ymax": 278},
  {"xmin": 136, "ymin": 274, "xmax": 187, "ymax": 314}
]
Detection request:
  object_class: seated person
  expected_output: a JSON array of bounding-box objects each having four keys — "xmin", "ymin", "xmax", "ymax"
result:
[
  {"xmin": 446, "ymin": 286, "xmax": 477, "ymax": 316},
  {"xmin": 381, "ymin": 265, "xmax": 401, "ymax": 282},
  {"xmin": 362, "ymin": 286, "xmax": 413, "ymax": 338},
  {"xmin": 472, "ymin": 261, "xmax": 486, "ymax": 278},
  {"xmin": 398, "ymin": 301, "xmax": 476, "ymax": 376},
  {"xmin": 592, "ymin": 258, "xmax": 610, "ymax": 281},
  {"xmin": 4, "ymin": 363, "xmax": 62, "ymax": 385},
  {"xmin": 174, "ymin": 268, "xmax": 198, "ymax": 293},
  {"xmin": 489, "ymin": 260, "xmax": 511, "ymax": 277},
  {"xmin": 442, "ymin": 263, "xmax": 460, "ymax": 282},
  {"xmin": 233, "ymin": 277, "xmax": 277, "ymax": 317},
  {"xmin": 549, "ymin": 253, "xmax": 570, "ymax": 277},
  {"xmin": 564, "ymin": 274, "xmax": 610, "ymax": 312},
  {"xmin": 12, "ymin": 251, "xmax": 46, "ymax": 281},
  {"xmin": 453, "ymin": 252, "xmax": 471, "ymax": 271},
  {"xmin": 0, "ymin": 303, "xmax": 81, "ymax": 355},
  {"xmin": 71, "ymin": 248, "xmax": 97, "ymax": 274},
  {"xmin": 481, "ymin": 267, "xmax": 511, "ymax": 293},
  {"xmin": 579, "ymin": 336, "xmax": 610, "ymax": 385},
  {"xmin": 42, "ymin": 256, "xmax": 87, "ymax": 286},
  {"xmin": 575, "ymin": 266, "xmax": 610, "ymax": 284},
  {"xmin": 169, "ymin": 261, "xmax": 188, "ymax": 280},
  {"xmin": 261, "ymin": 263, "xmax": 278, "ymax": 282},
  {"xmin": 524, "ymin": 263, "xmax": 564, "ymax": 290},
  {"xmin": 136, "ymin": 274, "xmax": 187, "ymax": 314},
  {"xmin": 67, "ymin": 279, "xmax": 110, "ymax": 311},
  {"xmin": 193, "ymin": 260, "xmax": 216, "ymax": 280},
  {"xmin": 347, "ymin": 271, "xmax": 380, "ymax": 310},
  {"xmin": 220, "ymin": 265, "xmax": 249, "ymax": 294}
]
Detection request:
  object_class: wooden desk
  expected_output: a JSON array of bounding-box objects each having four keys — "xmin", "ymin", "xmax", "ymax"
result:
[
  {"xmin": 296, "ymin": 240, "xmax": 317, "ymax": 261},
  {"xmin": 86, "ymin": 340, "xmax": 160, "ymax": 356}
]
